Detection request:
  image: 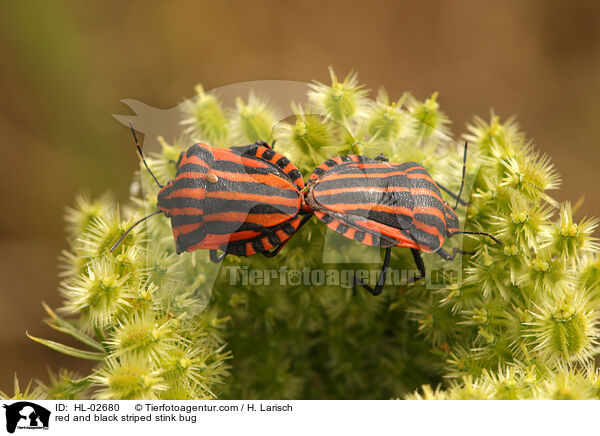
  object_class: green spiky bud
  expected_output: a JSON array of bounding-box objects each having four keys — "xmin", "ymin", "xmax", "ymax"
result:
[
  {"xmin": 308, "ymin": 67, "xmax": 367, "ymax": 126},
  {"xmin": 181, "ymin": 84, "xmax": 229, "ymax": 146},
  {"xmin": 60, "ymin": 257, "xmax": 134, "ymax": 326},
  {"xmin": 231, "ymin": 93, "xmax": 279, "ymax": 143},
  {"xmin": 92, "ymin": 355, "xmax": 165, "ymax": 400},
  {"xmin": 406, "ymin": 92, "xmax": 451, "ymax": 140},
  {"xmin": 527, "ymin": 291, "xmax": 599, "ymax": 366}
]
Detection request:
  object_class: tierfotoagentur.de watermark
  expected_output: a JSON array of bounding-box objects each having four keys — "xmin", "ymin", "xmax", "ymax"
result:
[{"xmin": 225, "ymin": 266, "xmax": 458, "ymax": 288}]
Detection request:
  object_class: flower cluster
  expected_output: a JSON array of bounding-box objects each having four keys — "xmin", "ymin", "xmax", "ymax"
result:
[{"xmin": 4, "ymin": 69, "xmax": 599, "ymax": 400}]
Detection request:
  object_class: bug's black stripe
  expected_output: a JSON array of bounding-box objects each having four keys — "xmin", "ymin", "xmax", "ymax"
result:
[
  {"xmin": 320, "ymin": 213, "xmax": 334, "ymax": 224},
  {"xmin": 252, "ymin": 238, "xmax": 265, "ymax": 254},
  {"xmin": 282, "ymin": 222, "xmax": 296, "ymax": 235},
  {"xmin": 402, "ymin": 163, "xmax": 431, "ymax": 173},
  {"xmin": 177, "ymin": 163, "xmax": 210, "ymax": 175},
  {"xmin": 288, "ymin": 169, "xmax": 302, "ymax": 181},
  {"xmin": 182, "ymin": 220, "xmax": 269, "ymax": 235},
  {"xmin": 316, "ymin": 162, "xmax": 414, "ymax": 175},
  {"xmin": 170, "ymin": 196, "xmax": 205, "ymax": 210},
  {"xmin": 230, "ymin": 144, "xmax": 259, "ymax": 155},
  {"xmin": 407, "ymin": 176, "xmax": 443, "ymax": 194},
  {"xmin": 208, "ymin": 179, "xmax": 299, "ymax": 199},
  {"xmin": 262, "ymin": 148, "xmax": 276, "ymax": 161},
  {"xmin": 414, "ymin": 213, "xmax": 445, "ymax": 232},
  {"xmin": 337, "ymin": 209, "xmax": 412, "ymax": 230},
  {"xmin": 314, "ymin": 190, "xmax": 413, "ymax": 207},
  {"xmin": 172, "ymin": 214, "xmax": 203, "ymax": 227},
  {"xmin": 202, "ymin": 216, "xmax": 303, "ymax": 235},
  {"xmin": 209, "ymin": 161, "xmax": 282, "ymax": 176},
  {"xmin": 223, "ymin": 243, "xmax": 247, "ymax": 257},
  {"xmin": 201, "ymin": 221, "xmax": 255, "ymax": 236},
  {"xmin": 315, "ymin": 176, "xmax": 410, "ymax": 190},
  {"xmin": 411, "ymin": 195, "xmax": 445, "ymax": 212},
  {"xmin": 336, "ymin": 222, "xmax": 348, "ymax": 234},
  {"xmin": 268, "ymin": 232, "xmax": 281, "ymax": 246},
  {"xmin": 186, "ymin": 144, "xmax": 215, "ymax": 162},
  {"xmin": 312, "ymin": 167, "xmax": 326, "ymax": 178},
  {"xmin": 354, "ymin": 231, "xmax": 365, "ymax": 242},
  {"xmin": 409, "ymin": 227, "xmax": 441, "ymax": 252},
  {"xmin": 172, "ymin": 175, "xmax": 208, "ymax": 186},
  {"xmin": 175, "ymin": 227, "xmax": 207, "ymax": 253},
  {"xmin": 276, "ymin": 156, "xmax": 290, "ymax": 168},
  {"xmin": 213, "ymin": 160, "xmax": 296, "ymax": 188},
  {"xmin": 203, "ymin": 198, "xmax": 298, "ymax": 216},
  {"xmin": 172, "ymin": 177, "xmax": 205, "ymax": 190}
]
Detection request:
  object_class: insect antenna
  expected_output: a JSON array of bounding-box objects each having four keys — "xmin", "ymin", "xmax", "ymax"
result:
[
  {"xmin": 109, "ymin": 210, "xmax": 162, "ymax": 253},
  {"xmin": 129, "ymin": 122, "xmax": 164, "ymax": 189},
  {"xmin": 453, "ymin": 141, "xmax": 468, "ymax": 210},
  {"xmin": 456, "ymin": 230, "xmax": 503, "ymax": 245}
]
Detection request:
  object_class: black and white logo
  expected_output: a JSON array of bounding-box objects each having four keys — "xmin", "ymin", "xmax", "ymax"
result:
[{"xmin": 3, "ymin": 402, "xmax": 50, "ymax": 434}]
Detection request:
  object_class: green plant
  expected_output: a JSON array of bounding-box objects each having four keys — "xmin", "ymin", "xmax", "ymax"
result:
[{"xmin": 4, "ymin": 68, "xmax": 599, "ymax": 400}]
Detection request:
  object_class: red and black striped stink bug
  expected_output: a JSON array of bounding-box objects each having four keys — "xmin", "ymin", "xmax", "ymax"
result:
[
  {"xmin": 111, "ymin": 124, "xmax": 312, "ymax": 261},
  {"xmin": 305, "ymin": 144, "xmax": 502, "ymax": 295}
]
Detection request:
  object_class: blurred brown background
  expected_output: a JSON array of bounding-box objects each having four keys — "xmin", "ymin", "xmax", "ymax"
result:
[{"xmin": 1, "ymin": 0, "xmax": 599, "ymax": 394}]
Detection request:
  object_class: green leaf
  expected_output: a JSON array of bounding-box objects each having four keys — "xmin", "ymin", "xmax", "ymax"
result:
[
  {"xmin": 27, "ymin": 332, "xmax": 105, "ymax": 361},
  {"xmin": 42, "ymin": 302, "xmax": 105, "ymax": 352}
]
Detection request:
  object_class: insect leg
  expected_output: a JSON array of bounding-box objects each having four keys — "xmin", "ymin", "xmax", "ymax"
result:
[
  {"xmin": 261, "ymin": 214, "xmax": 313, "ymax": 258},
  {"xmin": 353, "ymin": 246, "xmax": 392, "ymax": 296},
  {"xmin": 435, "ymin": 247, "xmax": 462, "ymax": 261},
  {"xmin": 210, "ymin": 249, "xmax": 227, "ymax": 263},
  {"xmin": 375, "ymin": 153, "xmax": 389, "ymax": 162},
  {"xmin": 407, "ymin": 248, "xmax": 426, "ymax": 284}
]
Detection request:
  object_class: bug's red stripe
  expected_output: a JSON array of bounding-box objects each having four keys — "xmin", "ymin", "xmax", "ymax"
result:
[
  {"xmin": 173, "ymin": 222, "xmax": 203, "ymax": 236},
  {"xmin": 343, "ymin": 227, "xmax": 356, "ymax": 240},
  {"xmin": 411, "ymin": 219, "xmax": 443, "ymax": 239},
  {"xmin": 182, "ymin": 155, "xmax": 211, "ymax": 168},
  {"xmin": 169, "ymin": 207, "xmax": 203, "ymax": 216},
  {"xmin": 169, "ymin": 187, "xmax": 206, "ymax": 201},
  {"xmin": 206, "ymin": 190, "xmax": 300, "ymax": 208},
  {"xmin": 352, "ymin": 218, "xmax": 419, "ymax": 248},
  {"xmin": 205, "ymin": 211, "xmax": 296, "ymax": 226},
  {"xmin": 321, "ymin": 202, "xmax": 413, "ymax": 217},
  {"xmin": 175, "ymin": 172, "xmax": 207, "ymax": 180},
  {"xmin": 253, "ymin": 146, "xmax": 267, "ymax": 159},
  {"xmin": 185, "ymin": 230, "xmax": 263, "ymax": 250},
  {"xmin": 412, "ymin": 205, "xmax": 446, "ymax": 222},
  {"xmin": 211, "ymin": 170, "xmax": 296, "ymax": 188},
  {"xmin": 408, "ymin": 187, "xmax": 443, "ymax": 204},
  {"xmin": 362, "ymin": 232, "xmax": 374, "ymax": 246}
]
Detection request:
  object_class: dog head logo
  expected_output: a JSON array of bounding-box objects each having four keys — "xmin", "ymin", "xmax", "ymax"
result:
[{"xmin": 3, "ymin": 402, "xmax": 50, "ymax": 433}]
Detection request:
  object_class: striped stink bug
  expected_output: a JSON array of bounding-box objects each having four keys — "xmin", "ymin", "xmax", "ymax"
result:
[
  {"xmin": 111, "ymin": 124, "xmax": 312, "ymax": 261},
  {"xmin": 305, "ymin": 145, "xmax": 502, "ymax": 295}
]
